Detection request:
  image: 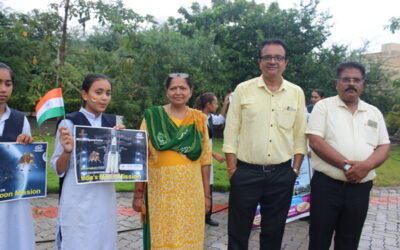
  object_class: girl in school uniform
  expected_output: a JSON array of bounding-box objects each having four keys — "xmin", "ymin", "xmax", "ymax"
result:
[
  {"xmin": 51, "ymin": 74, "xmax": 124, "ymax": 250},
  {"xmin": 0, "ymin": 62, "xmax": 35, "ymax": 250},
  {"xmin": 194, "ymin": 92, "xmax": 230, "ymax": 226}
]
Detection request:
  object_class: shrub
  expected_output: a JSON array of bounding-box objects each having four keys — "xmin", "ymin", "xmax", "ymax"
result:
[{"xmin": 385, "ymin": 110, "xmax": 400, "ymax": 135}]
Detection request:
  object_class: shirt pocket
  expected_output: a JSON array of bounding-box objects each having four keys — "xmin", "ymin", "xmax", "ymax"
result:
[
  {"xmin": 365, "ymin": 121, "xmax": 379, "ymax": 147},
  {"xmin": 277, "ymin": 105, "xmax": 297, "ymax": 130}
]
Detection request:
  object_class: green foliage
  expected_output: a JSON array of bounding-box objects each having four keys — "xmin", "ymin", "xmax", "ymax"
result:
[
  {"xmin": 296, "ymin": 45, "xmax": 347, "ymax": 98},
  {"xmin": 115, "ymin": 182, "xmax": 135, "ymax": 192},
  {"xmin": 385, "ymin": 111, "xmax": 400, "ymax": 135},
  {"xmin": 174, "ymin": 0, "xmax": 332, "ymax": 88},
  {"xmin": 363, "ymin": 69, "xmax": 396, "ymax": 114},
  {"xmin": 387, "ymin": 17, "xmax": 400, "ymax": 34},
  {"xmin": 63, "ymin": 98, "xmax": 82, "ymax": 113},
  {"xmin": 78, "ymin": 25, "xmax": 230, "ymax": 127},
  {"xmin": 1, "ymin": 0, "xmax": 397, "ymax": 126},
  {"xmin": 7, "ymin": 94, "xmax": 36, "ymax": 112},
  {"xmin": 0, "ymin": 6, "xmax": 62, "ymax": 111}
]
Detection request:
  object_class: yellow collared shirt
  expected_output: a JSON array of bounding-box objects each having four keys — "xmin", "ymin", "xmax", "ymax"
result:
[
  {"xmin": 306, "ymin": 95, "xmax": 390, "ymax": 182},
  {"xmin": 223, "ymin": 75, "xmax": 307, "ymax": 165}
]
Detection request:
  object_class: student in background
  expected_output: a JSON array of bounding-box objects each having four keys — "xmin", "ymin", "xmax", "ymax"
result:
[
  {"xmin": 194, "ymin": 92, "xmax": 230, "ymax": 226},
  {"xmin": 307, "ymin": 89, "xmax": 325, "ymax": 114}
]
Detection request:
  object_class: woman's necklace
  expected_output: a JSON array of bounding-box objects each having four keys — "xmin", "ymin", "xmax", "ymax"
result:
[{"xmin": 166, "ymin": 105, "xmax": 188, "ymax": 119}]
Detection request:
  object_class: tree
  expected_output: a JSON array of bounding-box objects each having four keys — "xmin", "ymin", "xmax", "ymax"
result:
[
  {"xmin": 0, "ymin": 6, "xmax": 64, "ymax": 109},
  {"xmin": 172, "ymin": 0, "xmax": 332, "ymax": 89},
  {"xmin": 387, "ymin": 17, "xmax": 400, "ymax": 33},
  {"xmin": 294, "ymin": 44, "xmax": 348, "ymax": 98},
  {"xmin": 84, "ymin": 25, "xmax": 229, "ymax": 126},
  {"xmin": 2, "ymin": 0, "xmax": 392, "ymax": 128}
]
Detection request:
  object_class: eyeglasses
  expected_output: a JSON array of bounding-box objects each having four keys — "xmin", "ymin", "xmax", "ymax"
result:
[
  {"xmin": 168, "ymin": 73, "xmax": 189, "ymax": 78},
  {"xmin": 260, "ymin": 55, "xmax": 286, "ymax": 62},
  {"xmin": 338, "ymin": 77, "xmax": 364, "ymax": 84}
]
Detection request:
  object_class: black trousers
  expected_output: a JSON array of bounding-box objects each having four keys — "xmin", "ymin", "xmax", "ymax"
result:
[
  {"xmin": 309, "ymin": 171, "xmax": 373, "ymax": 250},
  {"xmin": 228, "ymin": 159, "xmax": 296, "ymax": 250}
]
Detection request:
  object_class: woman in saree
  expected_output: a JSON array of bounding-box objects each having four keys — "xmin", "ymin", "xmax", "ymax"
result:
[{"xmin": 133, "ymin": 73, "xmax": 212, "ymax": 249}]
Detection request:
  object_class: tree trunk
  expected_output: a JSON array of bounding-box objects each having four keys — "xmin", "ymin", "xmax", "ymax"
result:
[{"xmin": 58, "ymin": 0, "xmax": 70, "ymax": 87}]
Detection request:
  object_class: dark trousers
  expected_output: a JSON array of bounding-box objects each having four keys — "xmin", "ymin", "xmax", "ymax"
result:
[
  {"xmin": 206, "ymin": 184, "xmax": 213, "ymax": 220},
  {"xmin": 309, "ymin": 171, "xmax": 372, "ymax": 250},
  {"xmin": 228, "ymin": 160, "xmax": 296, "ymax": 250}
]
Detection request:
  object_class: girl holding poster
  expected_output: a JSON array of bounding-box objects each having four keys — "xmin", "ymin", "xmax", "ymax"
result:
[
  {"xmin": 51, "ymin": 74, "xmax": 124, "ymax": 250},
  {"xmin": 0, "ymin": 62, "xmax": 35, "ymax": 250}
]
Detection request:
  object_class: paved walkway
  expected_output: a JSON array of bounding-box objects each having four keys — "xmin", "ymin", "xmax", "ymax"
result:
[{"xmin": 32, "ymin": 187, "xmax": 400, "ymax": 250}]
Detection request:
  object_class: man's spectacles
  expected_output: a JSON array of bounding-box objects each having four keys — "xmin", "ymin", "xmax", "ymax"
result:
[
  {"xmin": 260, "ymin": 55, "xmax": 286, "ymax": 62},
  {"xmin": 338, "ymin": 77, "xmax": 364, "ymax": 84},
  {"xmin": 168, "ymin": 73, "xmax": 189, "ymax": 78}
]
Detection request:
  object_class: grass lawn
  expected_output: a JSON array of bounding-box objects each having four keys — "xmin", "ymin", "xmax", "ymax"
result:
[
  {"xmin": 37, "ymin": 136, "xmax": 400, "ymax": 193},
  {"xmin": 374, "ymin": 144, "xmax": 400, "ymax": 187},
  {"xmin": 33, "ymin": 135, "xmax": 59, "ymax": 193},
  {"xmin": 211, "ymin": 138, "xmax": 230, "ymax": 192}
]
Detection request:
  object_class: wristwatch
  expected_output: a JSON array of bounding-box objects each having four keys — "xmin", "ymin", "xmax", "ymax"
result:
[{"xmin": 343, "ymin": 164, "xmax": 352, "ymax": 171}]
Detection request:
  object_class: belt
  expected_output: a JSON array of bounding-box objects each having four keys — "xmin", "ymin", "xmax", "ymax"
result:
[
  {"xmin": 314, "ymin": 171, "xmax": 372, "ymax": 186},
  {"xmin": 237, "ymin": 159, "xmax": 291, "ymax": 173}
]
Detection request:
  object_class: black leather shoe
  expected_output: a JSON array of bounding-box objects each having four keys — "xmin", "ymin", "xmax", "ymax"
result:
[{"xmin": 206, "ymin": 218, "xmax": 219, "ymax": 227}]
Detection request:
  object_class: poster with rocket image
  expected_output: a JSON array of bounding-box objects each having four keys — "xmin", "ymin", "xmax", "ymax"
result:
[
  {"xmin": 0, "ymin": 143, "xmax": 47, "ymax": 202},
  {"xmin": 74, "ymin": 126, "xmax": 148, "ymax": 184}
]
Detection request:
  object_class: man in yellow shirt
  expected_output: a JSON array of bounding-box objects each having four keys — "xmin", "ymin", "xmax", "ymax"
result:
[
  {"xmin": 306, "ymin": 61, "xmax": 390, "ymax": 250},
  {"xmin": 223, "ymin": 38, "xmax": 307, "ymax": 250}
]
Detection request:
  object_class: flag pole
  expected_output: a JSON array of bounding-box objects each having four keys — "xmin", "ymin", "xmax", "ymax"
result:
[
  {"xmin": 62, "ymin": 87, "xmax": 66, "ymax": 121},
  {"xmin": 60, "ymin": 87, "xmax": 66, "ymax": 128}
]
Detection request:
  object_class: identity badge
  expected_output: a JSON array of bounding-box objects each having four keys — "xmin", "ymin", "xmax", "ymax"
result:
[{"xmin": 367, "ymin": 120, "xmax": 377, "ymax": 128}]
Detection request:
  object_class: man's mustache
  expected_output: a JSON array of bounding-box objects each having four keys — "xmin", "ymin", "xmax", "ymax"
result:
[{"xmin": 345, "ymin": 86, "xmax": 358, "ymax": 92}]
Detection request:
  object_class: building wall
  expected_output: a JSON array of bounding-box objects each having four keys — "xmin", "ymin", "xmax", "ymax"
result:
[{"xmin": 365, "ymin": 43, "xmax": 400, "ymax": 80}]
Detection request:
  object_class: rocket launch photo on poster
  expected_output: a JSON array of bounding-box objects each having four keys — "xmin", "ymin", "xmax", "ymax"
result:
[
  {"xmin": 0, "ymin": 143, "xmax": 47, "ymax": 202},
  {"xmin": 74, "ymin": 126, "xmax": 148, "ymax": 184}
]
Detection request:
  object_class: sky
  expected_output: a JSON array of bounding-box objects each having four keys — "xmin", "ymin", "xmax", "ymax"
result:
[{"xmin": 2, "ymin": 0, "xmax": 399, "ymax": 53}]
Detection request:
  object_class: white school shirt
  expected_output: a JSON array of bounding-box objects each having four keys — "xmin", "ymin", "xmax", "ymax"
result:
[
  {"xmin": 207, "ymin": 114, "xmax": 225, "ymax": 185},
  {"xmin": 51, "ymin": 107, "xmax": 117, "ymax": 250},
  {"xmin": 0, "ymin": 105, "xmax": 35, "ymax": 250}
]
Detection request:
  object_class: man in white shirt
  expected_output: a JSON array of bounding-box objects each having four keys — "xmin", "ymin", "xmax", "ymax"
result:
[{"xmin": 306, "ymin": 61, "xmax": 391, "ymax": 250}]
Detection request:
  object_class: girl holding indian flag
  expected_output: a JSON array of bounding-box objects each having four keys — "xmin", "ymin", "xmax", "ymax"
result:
[{"xmin": 49, "ymin": 74, "xmax": 124, "ymax": 250}]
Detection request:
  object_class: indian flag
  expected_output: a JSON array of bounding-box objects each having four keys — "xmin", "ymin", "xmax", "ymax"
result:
[{"xmin": 36, "ymin": 88, "xmax": 65, "ymax": 126}]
